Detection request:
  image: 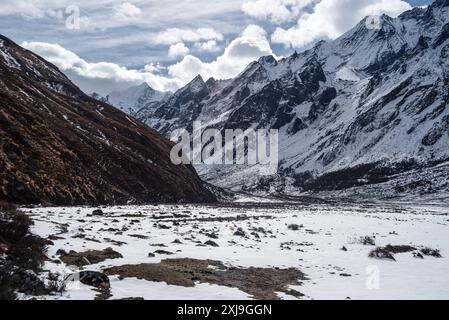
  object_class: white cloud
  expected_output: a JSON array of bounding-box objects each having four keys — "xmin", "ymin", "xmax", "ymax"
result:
[
  {"xmin": 114, "ymin": 2, "xmax": 142, "ymax": 19},
  {"xmin": 168, "ymin": 25, "xmax": 275, "ymax": 82},
  {"xmin": 19, "ymin": 24, "xmax": 275, "ymax": 95},
  {"xmin": 0, "ymin": 1, "xmax": 68, "ymax": 20},
  {"xmin": 194, "ymin": 40, "xmax": 220, "ymax": 52},
  {"xmin": 0, "ymin": 0, "xmax": 245, "ymax": 35},
  {"xmin": 153, "ymin": 27, "xmax": 224, "ymax": 45},
  {"xmin": 270, "ymin": 0, "xmax": 412, "ymax": 48},
  {"xmin": 144, "ymin": 62, "xmax": 165, "ymax": 73},
  {"xmin": 21, "ymin": 41, "xmax": 182, "ymax": 94},
  {"xmin": 168, "ymin": 43, "xmax": 190, "ymax": 58},
  {"xmin": 242, "ymin": 0, "xmax": 316, "ymax": 24}
]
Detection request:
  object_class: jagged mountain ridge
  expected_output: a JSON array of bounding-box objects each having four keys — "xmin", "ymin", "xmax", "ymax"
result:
[
  {"xmin": 0, "ymin": 35, "xmax": 215, "ymax": 205},
  {"xmin": 101, "ymin": 83, "xmax": 168, "ymax": 116},
  {"xmin": 134, "ymin": 0, "xmax": 449, "ymax": 200}
]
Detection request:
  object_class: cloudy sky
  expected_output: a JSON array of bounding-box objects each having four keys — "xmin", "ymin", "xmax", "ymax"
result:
[{"xmin": 0, "ymin": 0, "xmax": 432, "ymax": 95}]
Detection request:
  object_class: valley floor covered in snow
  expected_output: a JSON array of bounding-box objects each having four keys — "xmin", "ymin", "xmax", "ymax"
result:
[{"xmin": 23, "ymin": 201, "xmax": 449, "ymax": 300}]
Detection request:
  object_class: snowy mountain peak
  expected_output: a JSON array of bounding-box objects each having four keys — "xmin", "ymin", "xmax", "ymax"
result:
[
  {"xmin": 187, "ymin": 75, "xmax": 206, "ymax": 90},
  {"xmin": 137, "ymin": 82, "xmax": 151, "ymax": 89},
  {"xmin": 106, "ymin": 82, "xmax": 166, "ymax": 116},
  {"xmin": 258, "ymin": 55, "xmax": 278, "ymax": 68},
  {"xmin": 186, "ymin": 75, "xmax": 207, "ymax": 93}
]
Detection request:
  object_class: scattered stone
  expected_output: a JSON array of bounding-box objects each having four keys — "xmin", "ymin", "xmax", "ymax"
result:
[
  {"xmin": 413, "ymin": 252, "xmax": 424, "ymax": 259},
  {"xmin": 154, "ymin": 250, "xmax": 174, "ymax": 255},
  {"xmin": 204, "ymin": 240, "xmax": 219, "ymax": 247},
  {"xmin": 359, "ymin": 236, "xmax": 376, "ymax": 246},
  {"xmin": 251, "ymin": 232, "xmax": 260, "ymax": 239},
  {"xmin": 74, "ymin": 271, "xmax": 110, "ymax": 289},
  {"xmin": 129, "ymin": 234, "xmax": 149, "ymax": 240},
  {"xmin": 100, "ymin": 228, "xmax": 120, "ymax": 232},
  {"xmin": 369, "ymin": 245, "xmax": 417, "ymax": 261},
  {"xmin": 288, "ymin": 224, "xmax": 302, "ymax": 231},
  {"xmin": 71, "ymin": 234, "xmax": 101, "ymax": 243},
  {"xmin": 284, "ymin": 289, "xmax": 304, "ymax": 298},
  {"xmin": 104, "ymin": 238, "xmax": 127, "ymax": 246},
  {"xmin": 92, "ymin": 209, "xmax": 104, "ymax": 216},
  {"xmin": 48, "ymin": 235, "xmax": 65, "ymax": 241},
  {"xmin": 233, "ymin": 228, "xmax": 246, "ymax": 237},
  {"xmin": 369, "ymin": 248, "xmax": 396, "ymax": 261},
  {"xmin": 420, "ymin": 247, "xmax": 442, "ymax": 258}
]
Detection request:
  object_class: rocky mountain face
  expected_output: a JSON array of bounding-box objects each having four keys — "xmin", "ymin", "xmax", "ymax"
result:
[
  {"xmin": 0, "ymin": 35, "xmax": 215, "ymax": 205},
  {"xmin": 100, "ymin": 83, "xmax": 167, "ymax": 116},
  {"xmin": 135, "ymin": 0, "xmax": 449, "ymax": 201}
]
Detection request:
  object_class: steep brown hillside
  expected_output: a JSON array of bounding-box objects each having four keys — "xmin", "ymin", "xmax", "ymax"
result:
[{"xmin": 0, "ymin": 35, "xmax": 215, "ymax": 205}]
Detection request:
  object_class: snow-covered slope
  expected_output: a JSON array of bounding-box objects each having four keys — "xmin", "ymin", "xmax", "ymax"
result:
[
  {"xmin": 28, "ymin": 202, "xmax": 449, "ymax": 300},
  {"xmin": 103, "ymin": 83, "xmax": 167, "ymax": 116},
  {"xmin": 136, "ymin": 0, "xmax": 449, "ymax": 200}
]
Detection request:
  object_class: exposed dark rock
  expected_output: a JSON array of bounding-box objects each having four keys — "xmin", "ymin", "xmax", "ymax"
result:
[
  {"xmin": 420, "ymin": 247, "xmax": 442, "ymax": 258},
  {"xmin": 359, "ymin": 236, "xmax": 376, "ymax": 246},
  {"xmin": 288, "ymin": 118, "xmax": 308, "ymax": 135},
  {"xmin": 205, "ymin": 232, "xmax": 219, "ymax": 239},
  {"xmin": 233, "ymin": 228, "xmax": 246, "ymax": 237},
  {"xmin": 92, "ymin": 209, "xmax": 104, "ymax": 216},
  {"xmin": 71, "ymin": 271, "xmax": 110, "ymax": 289},
  {"xmin": 204, "ymin": 240, "xmax": 219, "ymax": 247},
  {"xmin": 340, "ymin": 273, "xmax": 352, "ymax": 277},
  {"xmin": 433, "ymin": 23, "xmax": 449, "ymax": 48},
  {"xmin": 369, "ymin": 247, "xmax": 397, "ymax": 261},
  {"xmin": 422, "ymin": 116, "xmax": 449, "ymax": 146},
  {"xmin": 154, "ymin": 250, "xmax": 174, "ymax": 255},
  {"xmin": 369, "ymin": 245, "xmax": 418, "ymax": 261},
  {"xmin": 294, "ymin": 159, "xmax": 423, "ymax": 191},
  {"xmin": 129, "ymin": 234, "xmax": 150, "ymax": 240},
  {"xmin": 288, "ymin": 224, "xmax": 302, "ymax": 231}
]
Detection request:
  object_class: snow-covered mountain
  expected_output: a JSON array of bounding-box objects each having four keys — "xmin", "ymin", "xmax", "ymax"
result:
[
  {"xmin": 136, "ymin": 0, "xmax": 449, "ymax": 201},
  {"xmin": 99, "ymin": 83, "xmax": 167, "ymax": 116}
]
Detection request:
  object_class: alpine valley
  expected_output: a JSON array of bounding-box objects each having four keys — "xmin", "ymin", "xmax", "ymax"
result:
[{"xmin": 2, "ymin": 0, "xmax": 449, "ymax": 302}]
